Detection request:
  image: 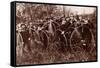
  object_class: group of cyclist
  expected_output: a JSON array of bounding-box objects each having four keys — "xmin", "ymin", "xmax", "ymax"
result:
[
  {"xmin": 17, "ymin": 14, "xmax": 89, "ymax": 34},
  {"xmin": 16, "ymin": 14, "xmax": 91, "ymax": 52}
]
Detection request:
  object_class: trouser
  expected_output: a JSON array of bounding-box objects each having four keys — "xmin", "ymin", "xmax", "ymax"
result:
[{"xmin": 23, "ymin": 40, "xmax": 31, "ymax": 52}]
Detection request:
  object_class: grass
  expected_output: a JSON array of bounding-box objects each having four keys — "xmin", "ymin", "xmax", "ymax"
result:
[{"xmin": 16, "ymin": 37, "xmax": 96, "ymax": 65}]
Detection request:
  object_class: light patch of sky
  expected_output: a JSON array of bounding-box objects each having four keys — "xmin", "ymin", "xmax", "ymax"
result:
[
  {"xmin": 65, "ymin": 6, "xmax": 95, "ymax": 15},
  {"xmin": 56, "ymin": 5, "xmax": 95, "ymax": 15}
]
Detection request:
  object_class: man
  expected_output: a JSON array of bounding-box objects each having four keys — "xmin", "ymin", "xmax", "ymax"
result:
[
  {"xmin": 19, "ymin": 23, "xmax": 31, "ymax": 52},
  {"xmin": 28, "ymin": 22, "xmax": 35, "ymax": 40}
]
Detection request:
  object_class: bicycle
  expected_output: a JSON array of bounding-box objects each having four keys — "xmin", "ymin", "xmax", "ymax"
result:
[{"xmin": 68, "ymin": 20, "xmax": 95, "ymax": 53}]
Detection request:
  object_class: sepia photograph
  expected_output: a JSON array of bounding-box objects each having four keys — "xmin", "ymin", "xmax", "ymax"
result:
[{"xmin": 15, "ymin": 2, "xmax": 97, "ymax": 66}]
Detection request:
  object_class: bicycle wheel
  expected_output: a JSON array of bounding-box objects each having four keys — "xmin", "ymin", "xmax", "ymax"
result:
[
  {"xmin": 87, "ymin": 29, "xmax": 96, "ymax": 53},
  {"xmin": 35, "ymin": 30, "xmax": 49, "ymax": 50},
  {"xmin": 16, "ymin": 32, "xmax": 24, "ymax": 63},
  {"xmin": 42, "ymin": 30, "xmax": 50, "ymax": 49},
  {"xmin": 70, "ymin": 28, "xmax": 83, "ymax": 52},
  {"xmin": 70, "ymin": 26, "xmax": 94, "ymax": 52},
  {"xmin": 79, "ymin": 26, "xmax": 95, "ymax": 52}
]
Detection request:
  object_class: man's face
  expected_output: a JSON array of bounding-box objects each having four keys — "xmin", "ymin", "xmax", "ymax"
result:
[
  {"xmin": 70, "ymin": 16, "xmax": 74, "ymax": 20},
  {"xmin": 33, "ymin": 26, "xmax": 36, "ymax": 29},
  {"xmin": 79, "ymin": 16, "xmax": 82, "ymax": 20},
  {"xmin": 21, "ymin": 25, "xmax": 25, "ymax": 30},
  {"xmin": 62, "ymin": 18, "xmax": 66, "ymax": 25},
  {"xmin": 29, "ymin": 23, "xmax": 32, "ymax": 27},
  {"xmin": 66, "ymin": 18, "xmax": 70, "ymax": 21}
]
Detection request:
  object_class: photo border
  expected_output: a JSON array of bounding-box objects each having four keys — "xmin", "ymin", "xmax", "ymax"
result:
[{"xmin": 10, "ymin": 1, "xmax": 98, "ymax": 67}]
